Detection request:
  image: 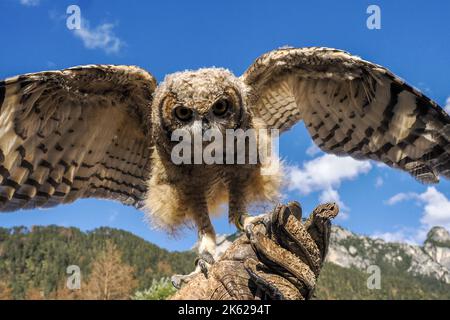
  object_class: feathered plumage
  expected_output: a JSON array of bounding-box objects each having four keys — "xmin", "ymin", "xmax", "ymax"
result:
[{"xmin": 1, "ymin": 47, "xmax": 448, "ymax": 261}]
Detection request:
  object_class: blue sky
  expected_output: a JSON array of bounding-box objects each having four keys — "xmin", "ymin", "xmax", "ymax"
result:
[{"xmin": 0, "ymin": 0, "xmax": 449, "ymax": 250}]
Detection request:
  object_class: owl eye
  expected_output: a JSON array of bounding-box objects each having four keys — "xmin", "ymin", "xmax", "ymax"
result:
[
  {"xmin": 174, "ymin": 106, "xmax": 193, "ymax": 121},
  {"xmin": 212, "ymin": 99, "xmax": 230, "ymax": 117}
]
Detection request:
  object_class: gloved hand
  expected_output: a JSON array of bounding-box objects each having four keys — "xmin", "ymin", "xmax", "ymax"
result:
[{"xmin": 171, "ymin": 201, "xmax": 339, "ymax": 300}]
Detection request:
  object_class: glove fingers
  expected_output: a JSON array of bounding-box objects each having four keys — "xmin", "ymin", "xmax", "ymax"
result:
[
  {"xmin": 270, "ymin": 201, "xmax": 302, "ymax": 227},
  {"xmin": 304, "ymin": 203, "xmax": 339, "ymax": 260},
  {"xmin": 211, "ymin": 261, "xmax": 254, "ymax": 300},
  {"xmin": 248, "ymin": 226, "xmax": 316, "ymax": 296},
  {"xmin": 271, "ymin": 203, "xmax": 322, "ymax": 276},
  {"xmin": 286, "ymin": 201, "xmax": 303, "ymax": 220},
  {"xmin": 244, "ymin": 258, "xmax": 304, "ymax": 300}
]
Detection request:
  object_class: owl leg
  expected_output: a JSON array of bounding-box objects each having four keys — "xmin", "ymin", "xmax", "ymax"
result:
[
  {"xmin": 229, "ymin": 184, "xmax": 261, "ymax": 232},
  {"xmin": 172, "ymin": 201, "xmax": 216, "ymax": 289},
  {"xmin": 229, "ymin": 190, "xmax": 266, "ymax": 232},
  {"xmin": 194, "ymin": 202, "xmax": 217, "ymax": 270}
]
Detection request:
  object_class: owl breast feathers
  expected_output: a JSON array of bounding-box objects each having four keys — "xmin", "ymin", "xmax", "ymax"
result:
[{"xmin": 0, "ymin": 47, "xmax": 448, "ymax": 230}]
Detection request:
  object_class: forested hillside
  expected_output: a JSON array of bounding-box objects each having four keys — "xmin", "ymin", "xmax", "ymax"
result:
[
  {"xmin": 0, "ymin": 226, "xmax": 195, "ymax": 299},
  {"xmin": 1, "ymin": 225, "xmax": 449, "ymax": 300},
  {"xmin": 315, "ymin": 263, "xmax": 450, "ymax": 299}
]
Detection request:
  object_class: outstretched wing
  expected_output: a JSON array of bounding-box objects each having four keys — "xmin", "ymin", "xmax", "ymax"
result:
[
  {"xmin": 0, "ymin": 65, "xmax": 156, "ymax": 211},
  {"xmin": 243, "ymin": 47, "xmax": 450, "ymax": 183}
]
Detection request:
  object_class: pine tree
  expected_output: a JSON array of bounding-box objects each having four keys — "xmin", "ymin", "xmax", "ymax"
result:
[{"xmin": 83, "ymin": 240, "xmax": 137, "ymax": 300}]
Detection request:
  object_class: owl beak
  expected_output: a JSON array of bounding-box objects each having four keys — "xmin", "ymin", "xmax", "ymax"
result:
[
  {"xmin": 202, "ymin": 118, "xmax": 211, "ymax": 132},
  {"xmin": 190, "ymin": 119, "xmax": 211, "ymax": 137}
]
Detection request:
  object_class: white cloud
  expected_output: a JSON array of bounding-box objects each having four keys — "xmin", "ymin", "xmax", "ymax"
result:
[
  {"xmin": 375, "ymin": 177, "xmax": 384, "ymax": 188},
  {"xmin": 318, "ymin": 187, "xmax": 349, "ymax": 220},
  {"xmin": 305, "ymin": 143, "xmax": 321, "ymax": 157},
  {"xmin": 287, "ymin": 154, "xmax": 372, "ymax": 195},
  {"xmin": 444, "ymin": 96, "xmax": 450, "ymax": 114},
  {"xmin": 418, "ymin": 187, "xmax": 450, "ymax": 229},
  {"xmin": 382, "ymin": 187, "xmax": 450, "ymax": 243},
  {"xmin": 19, "ymin": 0, "xmax": 39, "ymax": 6},
  {"xmin": 286, "ymin": 154, "xmax": 372, "ymax": 220},
  {"xmin": 385, "ymin": 192, "xmax": 416, "ymax": 205},
  {"xmin": 371, "ymin": 228, "xmax": 427, "ymax": 245},
  {"xmin": 374, "ymin": 162, "xmax": 389, "ymax": 169},
  {"xmin": 73, "ymin": 20, "xmax": 124, "ymax": 54},
  {"xmin": 319, "ymin": 187, "xmax": 342, "ymax": 207},
  {"xmin": 372, "ymin": 230, "xmax": 405, "ymax": 243}
]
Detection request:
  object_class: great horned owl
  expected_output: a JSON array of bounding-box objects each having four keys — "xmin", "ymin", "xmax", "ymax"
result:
[{"xmin": 0, "ymin": 47, "xmax": 449, "ymax": 282}]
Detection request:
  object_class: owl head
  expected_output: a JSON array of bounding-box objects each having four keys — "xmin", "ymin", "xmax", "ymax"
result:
[{"xmin": 152, "ymin": 68, "xmax": 252, "ymax": 149}]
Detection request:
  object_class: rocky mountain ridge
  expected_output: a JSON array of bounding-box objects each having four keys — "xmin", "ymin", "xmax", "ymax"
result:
[
  {"xmin": 327, "ymin": 225, "xmax": 450, "ymax": 284},
  {"xmin": 214, "ymin": 225, "xmax": 450, "ymax": 284}
]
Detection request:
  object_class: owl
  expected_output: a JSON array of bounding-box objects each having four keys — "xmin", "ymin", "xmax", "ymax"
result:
[{"xmin": 0, "ymin": 47, "xmax": 449, "ymax": 284}]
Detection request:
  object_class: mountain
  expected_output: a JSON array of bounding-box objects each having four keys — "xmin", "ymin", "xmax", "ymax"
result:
[
  {"xmin": 325, "ymin": 225, "xmax": 450, "ymax": 284},
  {"xmin": 314, "ymin": 225, "xmax": 450, "ymax": 299},
  {"xmin": 213, "ymin": 225, "xmax": 450, "ymax": 299},
  {"xmin": 423, "ymin": 227, "xmax": 450, "ymax": 272},
  {"xmin": 0, "ymin": 224, "xmax": 449, "ymax": 299}
]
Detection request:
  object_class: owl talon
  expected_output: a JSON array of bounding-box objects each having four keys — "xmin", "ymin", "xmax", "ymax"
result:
[
  {"xmin": 240, "ymin": 213, "xmax": 267, "ymax": 236},
  {"xmin": 235, "ymin": 212, "xmax": 266, "ymax": 232},
  {"xmin": 195, "ymin": 251, "xmax": 215, "ymax": 278},
  {"xmin": 171, "ymin": 251, "xmax": 216, "ymax": 289},
  {"xmin": 197, "ymin": 259, "xmax": 210, "ymax": 278},
  {"xmin": 235, "ymin": 213, "xmax": 250, "ymax": 231},
  {"xmin": 196, "ymin": 251, "xmax": 215, "ymax": 265},
  {"xmin": 171, "ymin": 272, "xmax": 197, "ymax": 289}
]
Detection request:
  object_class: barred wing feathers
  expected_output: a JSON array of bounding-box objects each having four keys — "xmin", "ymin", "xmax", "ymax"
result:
[
  {"xmin": 0, "ymin": 65, "xmax": 156, "ymax": 211},
  {"xmin": 243, "ymin": 47, "xmax": 450, "ymax": 183}
]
